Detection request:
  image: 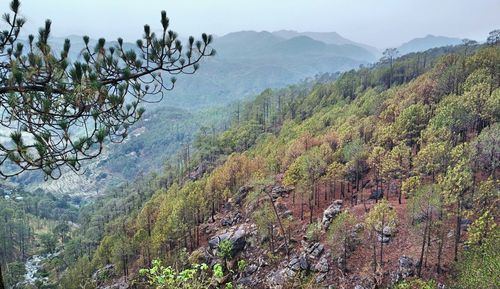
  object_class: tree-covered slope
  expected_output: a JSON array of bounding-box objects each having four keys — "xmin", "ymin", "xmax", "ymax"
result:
[{"xmin": 40, "ymin": 43, "xmax": 499, "ymax": 289}]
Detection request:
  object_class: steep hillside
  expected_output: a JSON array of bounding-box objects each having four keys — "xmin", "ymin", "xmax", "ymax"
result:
[
  {"xmin": 10, "ymin": 29, "xmax": 378, "ymax": 195},
  {"xmin": 36, "ymin": 44, "xmax": 499, "ymax": 289}
]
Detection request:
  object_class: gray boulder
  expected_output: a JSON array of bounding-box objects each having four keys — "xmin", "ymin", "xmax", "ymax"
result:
[
  {"xmin": 288, "ymin": 254, "xmax": 309, "ymax": 271},
  {"xmin": 399, "ymin": 255, "xmax": 415, "ymax": 278},
  {"xmin": 288, "ymin": 257, "xmax": 301, "ymax": 271},
  {"xmin": 306, "ymin": 242, "xmax": 324, "ymax": 258},
  {"xmin": 270, "ymin": 185, "xmax": 294, "ymax": 200},
  {"xmin": 314, "ymin": 257, "xmax": 329, "ymax": 273},
  {"xmin": 208, "ymin": 225, "xmax": 247, "ymax": 255},
  {"xmin": 322, "ymin": 200, "xmax": 343, "ymax": 229},
  {"xmin": 92, "ymin": 264, "xmax": 116, "ymax": 287},
  {"xmin": 390, "ymin": 256, "xmax": 415, "ymax": 284},
  {"xmin": 299, "ymin": 254, "xmax": 309, "ymax": 271},
  {"xmin": 221, "ymin": 211, "xmax": 243, "ymax": 227},
  {"xmin": 378, "ymin": 225, "xmax": 395, "ymax": 243},
  {"xmin": 267, "ymin": 268, "xmax": 295, "ymax": 287}
]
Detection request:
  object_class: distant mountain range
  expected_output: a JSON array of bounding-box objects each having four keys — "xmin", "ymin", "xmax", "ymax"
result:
[
  {"xmin": 24, "ymin": 31, "xmax": 378, "ymax": 109},
  {"xmin": 24, "ymin": 31, "xmax": 467, "ymax": 110},
  {"xmin": 397, "ymin": 34, "xmax": 463, "ymax": 54},
  {"xmin": 272, "ymin": 30, "xmax": 380, "ymax": 57},
  {"xmin": 169, "ymin": 30, "xmax": 378, "ymax": 108}
]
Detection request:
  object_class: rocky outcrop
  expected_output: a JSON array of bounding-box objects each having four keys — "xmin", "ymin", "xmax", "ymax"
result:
[
  {"xmin": 208, "ymin": 225, "xmax": 250, "ymax": 256},
  {"xmin": 390, "ymin": 256, "xmax": 415, "ymax": 284},
  {"xmin": 314, "ymin": 257, "xmax": 329, "ymax": 273},
  {"xmin": 378, "ymin": 225, "xmax": 395, "ymax": 243},
  {"xmin": 267, "ymin": 268, "xmax": 294, "ymax": 288},
  {"xmin": 271, "ymin": 185, "xmax": 294, "ymax": 200},
  {"xmin": 321, "ymin": 200, "xmax": 343, "ymax": 229},
  {"xmin": 221, "ymin": 211, "xmax": 243, "ymax": 227},
  {"xmin": 188, "ymin": 164, "xmax": 206, "ymax": 181},
  {"xmin": 288, "ymin": 254, "xmax": 309, "ymax": 271},
  {"xmin": 305, "ymin": 242, "xmax": 324, "ymax": 259},
  {"xmin": 235, "ymin": 185, "xmax": 253, "ymax": 205},
  {"xmin": 92, "ymin": 264, "xmax": 117, "ymax": 287}
]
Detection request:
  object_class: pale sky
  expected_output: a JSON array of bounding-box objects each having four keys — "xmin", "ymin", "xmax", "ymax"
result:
[{"xmin": 12, "ymin": 0, "xmax": 500, "ymax": 49}]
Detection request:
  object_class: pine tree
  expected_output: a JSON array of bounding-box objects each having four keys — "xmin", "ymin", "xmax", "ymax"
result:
[
  {"xmin": 0, "ymin": 0, "xmax": 214, "ymax": 179},
  {"xmin": 364, "ymin": 199, "xmax": 397, "ymax": 272}
]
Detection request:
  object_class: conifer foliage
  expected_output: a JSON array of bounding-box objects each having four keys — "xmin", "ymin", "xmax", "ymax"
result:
[{"xmin": 0, "ymin": 0, "xmax": 214, "ymax": 179}]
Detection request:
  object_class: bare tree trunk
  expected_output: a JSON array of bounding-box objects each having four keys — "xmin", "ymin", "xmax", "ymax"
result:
[
  {"xmin": 398, "ymin": 179, "xmax": 403, "ymax": 204},
  {"xmin": 0, "ymin": 264, "xmax": 4, "ymax": 289},
  {"xmin": 436, "ymin": 232, "xmax": 444, "ymax": 274},
  {"xmin": 417, "ymin": 209, "xmax": 429, "ymax": 277},
  {"xmin": 424, "ymin": 210, "xmax": 433, "ymax": 270},
  {"xmin": 380, "ymin": 212, "xmax": 386, "ymax": 267},
  {"xmin": 265, "ymin": 190, "xmax": 290, "ymax": 259},
  {"xmin": 325, "ymin": 182, "xmax": 328, "ymax": 201},
  {"xmin": 454, "ymin": 201, "xmax": 462, "ymax": 262},
  {"xmin": 300, "ymin": 192, "xmax": 304, "ymax": 220},
  {"xmin": 309, "ymin": 194, "xmax": 314, "ymax": 224}
]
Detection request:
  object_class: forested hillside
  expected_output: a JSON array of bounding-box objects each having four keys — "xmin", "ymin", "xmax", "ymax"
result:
[{"xmin": 21, "ymin": 42, "xmax": 498, "ymax": 289}]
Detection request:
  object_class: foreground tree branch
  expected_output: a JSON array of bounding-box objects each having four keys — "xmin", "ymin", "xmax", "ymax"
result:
[{"xmin": 0, "ymin": 0, "xmax": 215, "ymax": 179}]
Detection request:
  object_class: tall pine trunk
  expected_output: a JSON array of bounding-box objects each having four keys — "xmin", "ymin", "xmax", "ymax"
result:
[
  {"xmin": 454, "ymin": 200, "xmax": 462, "ymax": 262},
  {"xmin": 0, "ymin": 264, "xmax": 4, "ymax": 289}
]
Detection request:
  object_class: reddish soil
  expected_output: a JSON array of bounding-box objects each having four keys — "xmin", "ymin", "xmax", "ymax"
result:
[
  {"xmin": 166, "ymin": 174, "xmax": 460, "ymax": 288},
  {"xmin": 268, "ymin": 178, "xmax": 457, "ymax": 287}
]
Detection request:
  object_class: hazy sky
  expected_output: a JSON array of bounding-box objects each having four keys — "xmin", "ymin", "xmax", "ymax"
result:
[{"xmin": 13, "ymin": 0, "xmax": 500, "ymax": 49}]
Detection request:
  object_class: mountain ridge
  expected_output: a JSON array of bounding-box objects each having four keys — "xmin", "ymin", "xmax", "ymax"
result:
[{"xmin": 397, "ymin": 34, "xmax": 463, "ymax": 54}]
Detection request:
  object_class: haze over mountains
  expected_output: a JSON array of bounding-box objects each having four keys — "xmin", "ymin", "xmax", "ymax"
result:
[
  {"xmin": 169, "ymin": 30, "xmax": 376, "ymax": 108},
  {"xmin": 32, "ymin": 30, "xmax": 466, "ymax": 110},
  {"xmin": 158, "ymin": 30, "xmax": 466, "ymax": 108}
]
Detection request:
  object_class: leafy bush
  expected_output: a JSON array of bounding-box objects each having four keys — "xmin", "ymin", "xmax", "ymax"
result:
[
  {"xmin": 305, "ymin": 222, "xmax": 322, "ymax": 242},
  {"xmin": 217, "ymin": 239, "xmax": 234, "ymax": 260},
  {"xmin": 139, "ymin": 259, "xmax": 210, "ymax": 289},
  {"xmin": 393, "ymin": 278, "xmax": 437, "ymax": 289}
]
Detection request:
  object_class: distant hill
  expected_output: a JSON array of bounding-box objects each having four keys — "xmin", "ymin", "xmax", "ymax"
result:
[
  {"xmin": 397, "ymin": 34, "xmax": 463, "ymax": 54},
  {"xmin": 273, "ymin": 30, "xmax": 380, "ymax": 57},
  {"xmin": 166, "ymin": 31, "xmax": 376, "ymax": 108}
]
